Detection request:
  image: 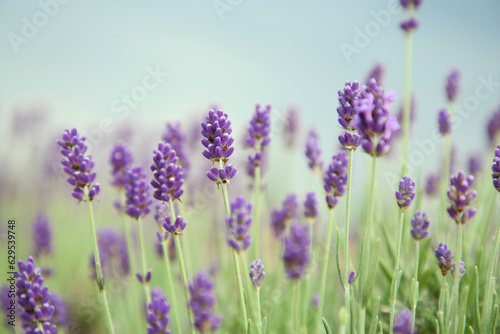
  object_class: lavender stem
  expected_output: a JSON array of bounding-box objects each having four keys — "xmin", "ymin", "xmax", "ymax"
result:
[
  {"xmin": 450, "ymin": 223, "xmax": 463, "ymax": 332},
  {"xmin": 253, "ymin": 164, "xmax": 261, "ymax": 260},
  {"xmin": 411, "ymin": 241, "xmax": 420, "ymax": 332},
  {"xmin": 344, "ymin": 148, "xmax": 354, "ymax": 327},
  {"xmin": 162, "ymin": 238, "xmax": 182, "ymax": 334},
  {"xmin": 389, "ymin": 211, "xmax": 405, "ymax": 334},
  {"xmin": 401, "ymin": 11, "xmax": 414, "ymax": 177},
  {"xmin": 136, "ymin": 217, "xmax": 151, "ymax": 305}
]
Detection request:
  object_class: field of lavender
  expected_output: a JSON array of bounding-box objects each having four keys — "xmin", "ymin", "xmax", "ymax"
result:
[{"xmin": 2, "ymin": 1, "xmax": 500, "ymax": 334}]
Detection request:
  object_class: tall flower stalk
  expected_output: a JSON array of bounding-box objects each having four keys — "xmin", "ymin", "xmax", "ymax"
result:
[{"xmin": 57, "ymin": 128, "xmax": 115, "ymax": 334}]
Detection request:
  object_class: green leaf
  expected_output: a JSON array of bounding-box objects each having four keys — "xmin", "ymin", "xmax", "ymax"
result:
[
  {"xmin": 352, "ymin": 238, "xmax": 365, "ymax": 286},
  {"xmin": 474, "ymin": 267, "xmax": 482, "ymax": 334},
  {"xmin": 369, "ymin": 296, "xmax": 381, "ymax": 334},
  {"xmin": 248, "ymin": 318, "xmax": 253, "ymax": 334},
  {"xmin": 336, "ymin": 227, "xmax": 346, "ymax": 291},
  {"xmin": 363, "ymin": 240, "xmax": 380, "ymax": 307},
  {"xmin": 262, "ymin": 317, "xmax": 267, "ymax": 334},
  {"xmin": 489, "ymin": 305, "xmax": 498, "ymax": 334},
  {"xmin": 322, "ymin": 317, "xmax": 332, "ymax": 334},
  {"xmin": 378, "ymin": 320, "xmax": 383, "ymax": 334}
]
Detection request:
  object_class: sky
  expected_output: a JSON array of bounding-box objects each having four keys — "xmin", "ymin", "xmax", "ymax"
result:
[{"xmin": 1, "ymin": 0, "xmax": 499, "ymax": 185}]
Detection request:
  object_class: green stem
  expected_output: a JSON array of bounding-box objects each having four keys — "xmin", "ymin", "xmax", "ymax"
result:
[
  {"xmin": 344, "ymin": 148, "xmax": 354, "ymax": 328},
  {"xmin": 411, "ymin": 241, "xmax": 420, "ymax": 332},
  {"xmin": 256, "ymin": 289, "xmax": 262, "ymax": 334},
  {"xmin": 168, "ymin": 200, "xmax": 196, "ymax": 334},
  {"xmin": 218, "ymin": 165, "xmax": 249, "ymax": 333},
  {"xmin": 83, "ymin": 187, "xmax": 115, "ymax": 334},
  {"xmin": 450, "ymin": 223, "xmax": 463, "ymax": 332},
  {"xmin": 483, "ymin": 207, "xmax": 500, "ymax": 332},
  {"xmin": 315, "ymin": 209, "xmax": 335, "ymax": 334},
  {"xmin": 401, "ymin": 28, "xmax": 413, "ymax": 178},
  {"xmin": 366, "ymin": 156, "xmax": 378, "ymax": 241},
  {"xmin": 253, "ymin": 165, "xmax": 261, "ymax": 261},
  {"xmin": 292, "ymin": 281, "xmax": 300, "ymax": 333},
  {"xmin": 440, "ymin": 135, "xmax": 452, "ymax": 227},
  {"xmin": 242, "ymin": 252, "xmax": 261, "ymax": 334},
  {"xmin": 136, "ymin": 217, "xmax": 151, "ymax": 305},
  {"xmin": 162, "ymin": 239, "xmax": 182, "ymax": 334},
  {"xmin": 389, "ymin": 211, "xmax": 405, "ymax": 334}
]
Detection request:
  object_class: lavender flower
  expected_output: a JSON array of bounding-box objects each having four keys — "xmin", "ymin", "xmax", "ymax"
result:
[
  {"xmin": 305, "ymin": 129, "xmax": 323, "ymax": 170},
  {"xmin": 337, "ymin": 81, "xmax": 360, "ymax": 130},
  {"xmin": 438, "ymin": 109, "xmax": 451, "ymax": 136},
  {"xmin": 32, "ymin": 214, "xmax": 52, "ymax": 258},
  {"xmin": 493, "ymin": 145, "xmax": 500, "ymax": 192},
  {"xmin": 446, "ymin": 69, "xmax": 461, "ymax": 103},
  {"xmin": 246, "ymin": 152, "xmax": 265, "ymax": 180},
  {"xmin": 323, "ymin": 152, "xmax": 349, "ymax": 209},
  {"xmin": 283, "ymin": 108, "xmax": 300, "ymax": 148},
  {"xmin": 410, "ymin": 211, "xmax": 430, "ymax": 241},
  {"xmin": 447, "ymin": 171, "xmax": 477, "ymax": 224},
  {"xmin": 147, "ymin": 289, "xmax": 171, "ymax": 334},
  {"xmin": 57, "ymin": 128, "xmax": 100, "ymax": 201},
  {"xmin": 189, "ymin": 272, "xmax": 222, "ymax": 332},
  {"xmin": 110, "ymin": 142, "xmax": 133, "ymax": 188},
  {"xmin": 226, "ymin": 196, "xmax": 253, "ymax": 252},
  {"xmin": 151, "ymin": 143, "xmax": 184, "ymax": 202},
  {"xmin": 366, "ymin": 63, "xmax": 384, "ymax": 86},
  {"xmin": 487, "ymin": 107, "xmax": 500, "ymax": 146},
  {"xmin": 124, "ymin": 166, "xmax": 153, "ymax": 219},
  {"xmin": 283, "ymin": 194, "xmax": 299, "ymax": 219},
  {"xmin": 304, "ymin": 192, "xmax": 318, "ymax": 220},
  {"xmin": 245, "ymin": 104, "xmax": 271, "ymax": 150},
  {"xmin": 468, "ymin": 154, "xmax": 482, "ymax": 176},
  {"xmin": 393, "ymin": 308, "xmax": 416, "ymax": 334},
  {"xmin": 50, "ymin": 294, "xmax": 69, "ymax": 327},
  {"xmin": 207, "ymin": 163, "xmax": 237, "ymax": 186},
  {"xmin": 400, "ymin": 0, "xmax": 423, "ymax": 9},
  {"xmin": 451, "ymin": 261, "xmax": 466, "ymax": 280},
  {"xmin": 163, "ymin": 122, "xmax": 190, "ymax": 178},
  {"xmin": 395, "ymin": 176, "xmax": 416, "ymax": 212},
  {"xmin": 425, "ymin": 173, "xmax": 440, "ymax": 196},
  {"xmin": 163, "ymin": 215, "xmax": 187, "ymax": 235},
  {"xmin": 348, "ymin": 271, "xmax": 355, "ymax": 285},
  {"xmin": 352, "ymin": 79, "xmax": 399, "ymax": 156},
  {"xmin": 15, "ymin": 257, "xmax": 57, "ymax": 334},
  {"xmin": 283, "ymin": 224, "xmax": 310, "ymax": 280},
  {"xmin": 90, "ymin": 229, "xmax": 130, "ymax": 283},
  {"xmin": 201, "ymin": 109, "xmax": 235, "ymax": 164},
  {"xmin": 249, "ymin": 259, "xmax": 265, "ymax": 289},
  {"xmin": 270, "ymin": 194, "xmax": 299, "ymax": 237},
  {"xmin": 400, "ymin": 17, "xmax": 419, "ymax": 32},
  {"xmin": 435, "ymin": 243, "xmax": 455, "ymax": 277}
]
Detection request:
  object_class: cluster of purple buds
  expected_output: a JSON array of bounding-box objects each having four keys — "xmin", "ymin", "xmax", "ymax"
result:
[
  {"xmin": 249, "ymin": 259, "xmax": 265, "ymax": 290},
  {"xmin": 366, "ymin": 63, "xmax": 384, "ymax": 86},
  {"xmin": 110, "ymin": 142, "xmax": 133, "ymax": 189},
  {"xmin": 58, "ymin": 128, "xmax": 100, "ymax": 201},
  {"xmin": 337, "ymin": 81, "xmax": 362, "ymax": 150},
  {"xmin": 492, "ymin": 145, "xmax": 500, "ymax": 192},
  {"xmin": 435, "ymin": 243, "xmax": 455, "ymax": 277},
  {"xmin": 201, "ymin": 109, "xmax": 235, "ymax": 164},
  {"xmin": 410, "ymin": 210, "xmax": 430, "ymax": 241},
  {"xmin": 15, "ymin": 257, "xmax": 57, "ymax": 334},
  {"xmin": 207, "ymin": 164, "xmax": 237, "ymax": 187},
  {"xmin": 447, "ymin": 171, "xmax": 477, "ymax": 224},
  {"xmin": 446, "ymin": 69, "xmax": 461, "ymax": 103},
  {"xmin": 189, "ymin": 272, "xmax": 222, "ymax": 332},
  {"xmin": 283, "ymin": 224, "xmax": 310, "ymax": 280},
  {"xmin": 487, "ymin": 107, "xmax": 500, "ymax": 147},
  {"xmin": 245, "ymin": 104, "xmax": 271, "ymax": 150},
  {"xmin": 32, "ymin": 214, "xmax": 52, "ymax": 258},
  {"xmin": 323, "ymin": 152, "xmax": 349, "ymax": 209},
  {"xmin": 305, "ymin": 129, "xmax": 323, "ymax": 170},
  {"xmin": 151, "ymin": 143, "xmax": 184, "ymax": 202},
  {"xmin": 90, "ymin": 229, "xmax": 130, "ymax": 283},
  {"xmin": 147, "ymin": 289, "xmax": 171, "ymax": 334},
  {"xmin": 400, "ymin": 17, "xmax": 419, "ymax": 32},
  {"xmin": 283, "ymin": 108, "xmax": 299, "ymax": 148},
  {"xmin": 425, "ymin": 173, "xmax": 440, "ymax": 196},
  {"xmin": 50, "ymin": 294, "xmax": 69, "ymax": 327},
  {"xmin": 226, "ymin": 196, "xmax": 253, "ymax": 252},
  {"xmin": 137, "ymin": 271, "xmax": 152, "ymax": 284},
  {"xmin": 395, "ymin": 176, "xmax": 416, "ymax": 212},
  {"xmin": 163, "ymin": 122, "xmax": 190, "ymax": 179},
  {"xmin": 271, "ymin": 194, "xmax": 299, "ymax": 238},
  {"xmin": 303, "ymin": 192, "xmax": 318, "ymax": 220},
  {"xmin": 352, "ymin": 79, "xmax": 399, "ymax": 156},
  {"xmin": 393, "ymin": 308, "xmax": 416, "ymax": 334},
  {"xmin": 438, "ymin": 109, "xmax": 452, "ymax": 136},
  {"xmin": 246, "ymin": 152, "xmax": 265, "ymax": 180},
  {"xmin": 468, "ymin": 154, "xmax": 482, "ymax": 176},
  {"xmin": 124, "ymin": 166, "xmax": 153, "ymax": 219},
  {"xmin": 452, "ymin": 261, "xmax": 466, "ymax": 280},
  {"xmin": 400, "ymin": 0, "xmax": 422, "ymax": 33},
  {"xmin": 163, "ymin": 215, "xmax": 187, "ymax": 235}
]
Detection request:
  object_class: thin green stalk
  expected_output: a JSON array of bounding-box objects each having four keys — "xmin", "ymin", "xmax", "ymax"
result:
[
  {"xmin": 253, "ymin": 164, "xmax": 261, "ymax": 260},
  {"xmin": 256, "ymin": 288, "xmax": 263, "ymax": 334},
  {"xmin": 344, "ymin": 148, "xmax": 354, "ymax": 328},
  {"xmin": 242, "ymin": 252, "xmax": 261, "ymax": 334},
  {"xmin": 315, "ymin": 209, "xmax": 335, "ymax": 334},
  {"xmin": 136, "ymin": 217, "xmax": 151, "ymax": 305},
  {"xmin": 168, "ymin": 200, "xmax": 196, "ymax": 334},
  {"xmin": 218, "ymin": 164, "xmax": 249, "ymax": 333},
  {"xmin": 411, "ymin": 241, "xmax": 421, "ymax": 332},
  {"xmin": 83, "ymin": 187, "xmax": 115, "ymax": 334},
  {"xmin": 366, "ymin": 156, "xmax": 378, "ymax": 241},
  {"xmin": 482, "ymin": 210, "xmax": 500, "ymax": 332},
  {"xmin": 292, "ymin": 282, "xmax": 300, "ymax": 333},
  {"xmin": 401, "ymin": 28, "xmax": 413, "ymax": 178},
  {"xmin": 450, "ymin": 224, "xmax": 463, "ymax": 332},
  {"xmin": 389, "ymin": 211, "xmax": 405, "ymax": 334},
  {"xmin": 162, "ymin": 239, "xmax": 182, "ymax": 334},
  {"xmin": 440, "ymin": 135, "xmax": 452, "ymax": 227}
]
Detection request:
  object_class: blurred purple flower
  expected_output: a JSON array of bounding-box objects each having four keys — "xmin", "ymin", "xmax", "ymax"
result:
[
  {"xmin": 283, "ymin": 224, "xmax": 310, "ymax": 280},
  {"xmin": 163, "ymin": 122, "xmax": 190, "ymax": 179},
  {"xmin": 226, "ymin": 196, "xmax": 253, "ymax": 252},
  {"xmin": 400, "ymin": 17, "xmax": 419, "ymax": 32},
  {"xmin": 446, "ymin": 69, "xmax": 461, "ymax": 103},
  {"xmin": 468, "ymin": 154, "xmax": 483, "ymax": 176},
  {"xmin": 393, "ymin": 308, "xmax": 416, "ymax": 334},
  {"xmin": 451, "ymin": 260, "xmax": 466, "ymax": 280},
  {"xmin": 487, "ymin": 106, "xmax": 500, "ymax": 147},
  {"xmin": 90, "ymin": 229, "xmax": 130, "ymax": 283},
  {"xmin": 425, "ymin": 173, "xmax": 440, "ymax": 196},
  {"xmin": 189, "ymin": 272, "xmax": 222, "ymax": 332},
  {"xmin": 32, "ymin": 214, "xmax": 52, "ymax": 258},
  {"xmin": 366, "ymin": 63, "xmax": 384, "ymax": 86},
  {"xmin": 323, "ymin": 152, "xmax": 349, "ymax": 209},
  {"xmin": 147, "ymin": 289, "xmax": 171, "ymax": 334},
  {"xmin": 246, "ymin": 104, "xmax": 271, "ymax": 150},
  {"xmin": 110, "ymin": 142, "xmax": 134, "ymax": 189},
  {"xmin": 410, "ymin": 210, "xmax": 429, "ymax": 241},
  {"xmin": 283, "ymin": 108, "xmax": 300, "ymax": 148},
  {"xmin": 435, "ymin": 243, "xmax": 455, "ymax": 277},
  {"xmin": 304, "ymin": 192, "xmax": 318, "ymax": 220},
  {"xmin": 493, "ymin": 145, "xmax": 500, "ymax": 192},
  {"xmin": 395, "ymin": 176, "xmax": 416, "ymax": 212},
  {"xmin": 438, "ymin": 109, "xmax": 451, "ymax": 136},
  {"xmin": 305, "ymin": 129, "xmax": 323, "ymax": 170},
  {"xmin": 249, "ymin": 259, "xmax": 265, "ymax": 289},
  {"xmin": 125, "ymin": 166, "xmax": 153, "ymax": 219}
]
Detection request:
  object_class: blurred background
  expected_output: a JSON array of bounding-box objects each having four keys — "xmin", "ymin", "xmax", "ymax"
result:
[{"xmin": 1, "ymin": 0, "xmax": 500, "ymax": 333}]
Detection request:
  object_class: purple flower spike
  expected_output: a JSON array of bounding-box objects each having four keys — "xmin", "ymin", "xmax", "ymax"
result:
[
  {"xmin": 352, "ymin": 79, "xmax": 399, "ymax": 157},
  {"xmin": 271, "ymin": 194, "xmax": 299, "ymax": 238},
  {"xmin": 207, "ymin": 163, "xmax": 237, "ymax": 186},
  {"xmin": 304, "ymin": 192, "xmax": 318, "ymax": 220},
  {"xmin": 487, "ymin": 107, "xmax": 500, "ymax": 147},
  {"xmin": 425, "ymin": 173, "xmax": 440, "ymax": 196},
  {"xmin": 395, "ymin": 176, "xmax": 416, "ymax": 212},
  {"xmin": 32, "ymin": 214, "xmax": 52, "ymax": 258},
  {"xmin": 446, "ymin": 69, "xmax": 461, "ymax": 103},
  {"xmin": 15, "ymin": 257, "xmax": 57, "ymax": 334},
  {"xmin": 451, "ymin": 261, "xmax": 466, "ymax": 279},
  {"xmin": 226, "ymin": 196, "xmax": 253, "ymax": 252},
  {"xmin": 284, "ymin": 108, "xmax": 300, "ymax": 148},
  {"xmin": 492, "ymin": 145, "xmax": 500, "ymax": 192},
  {"xmin": 163, "ymin": 122, "xmax": 190, "ymax": 179},
  {"xmin": 201, "ymin": 109, "xmax": 235, "ymax": 164},
  {"xmin": 400, "ymin": 0, "xmax": 423, "ymax": 9},
  {"xmin": 435, "ymin": 243, "xmax": 455, "ymax": 277},
  {"xmin": 366, "ymin": 63, "xmax": 384, "ymax": 86},
  {"xmin": 151, "ymin": 142, "xmax": 184, "ymax": 203},
  {"xmin": 337, "ymin": 81, "xmax": 360, "ymax": 130},
  {"xmin": 90, "ymin": 229, "xmax": 130, "ymax": 283},
  {"xmin": 438, "ymin": 109, "xmax": 451, "ymax": 136},
  {"xmin": 110, "ymin": 142, "xmax": 133, "ymax": 188},
  {"xmin": 147, "ymin": 289, "xmax": 171, "ymax": 334},
  {"xmin": 189, "ymin": 272, "xmax": 222, "ymax": 332},
  {"xmin": 283, "ymin": 224, "xmax": 310, "ymax": 280},
  {"xmin": 305, "ymin": 129, "xmax": 323, "ymax": 170},
  {"xmin": 447, "ymin": 171, "xmax": 477, "ymax": 224},
  {"xmin": 246, "ymin": 104, "xmax": 271, "ymax": 150},
  {"xmin": 163, "ymin": 215, "xmax": 187, "ymax": 235},
  {"xmin": 339, "ymin": 130, "xmax": 362, "ymax": 150},
  {"xmin": 125, "ymin": 166, "xmax": 153, "ymax": 219},
  {"xmin": 58, "ymin": 128, "xmax": 100, "ymax": 201},
  {"xmin": 468, "ymin": 154, "xmax": 482, "ymax": 176},
  {"xmin": 393, "ymin": 308, "xmax": 416, "ymax": 334},
  {"xmin": 323, "ymin": 152, "xmax": 349, "ymax": 209},
  {"xmin": 246, "ymin": 152, "xmax": 264, "ymax": 180},
  {"xmin": 400, "ymin": 17, "xmax": 419, "ymax": 32},
  {"xmin": 249, "ymin": 259, "xmax": 265, "ymax": 289},
  {"xmin": 411, "ymin": 210, "xmax": 430, "ymax": 241}
]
